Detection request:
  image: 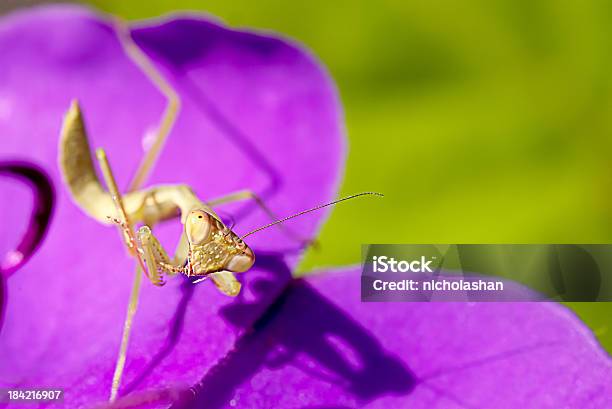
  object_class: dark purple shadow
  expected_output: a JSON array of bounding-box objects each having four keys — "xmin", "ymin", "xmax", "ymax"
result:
[
  {"xmin": 120, "ymin": 247, "xmax": 302, "ymax": 396},
  {"xmin": 179, "ymin": 253, "xmax": 414, "ymax": 408},
  {"xmin": 133, "ymin": 19, "xmax": 280, "ymax": 71},
  {"xmin": 120, "ymin": 251, "xmax": 414, "ymax": 406}
]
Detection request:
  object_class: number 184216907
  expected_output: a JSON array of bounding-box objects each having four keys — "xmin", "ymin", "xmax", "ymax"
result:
[{"xmin": 2, "ymin": 389, "xmax": 63, "ymax": 402}]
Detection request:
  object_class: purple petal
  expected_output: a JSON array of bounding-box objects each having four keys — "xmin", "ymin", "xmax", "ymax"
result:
[
  {"xmin": 0, "ymin": 161, "xmax": 55, "ymax": 330},
  {"xmin": 0, "ymin": 5, "xmax": 344, "ymax": 406},
  {"xmin": 0, "ymin": 162, "xmax": 54, "ymax": 276},
  {"xmin": 193, "ymin": 267, "xmax": 612, "ymax": 409}
]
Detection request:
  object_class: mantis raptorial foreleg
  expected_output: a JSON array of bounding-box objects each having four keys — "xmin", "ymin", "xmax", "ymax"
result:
[
  {"xmin": 107, "ymin": 194, "xmax": 247, "ymax": 298},
  {"xmin": 137, "ymin": 224, "xmax": 242, "ymax": 296},
  {"xmin": 137, "ymin": 225, "xmax": 183, "ymax": 286}
]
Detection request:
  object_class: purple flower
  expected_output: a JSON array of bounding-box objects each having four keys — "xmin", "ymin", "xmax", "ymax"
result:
[{"xmin": 0, "ymin": 5, "xmax": 610, "ymax": 408}]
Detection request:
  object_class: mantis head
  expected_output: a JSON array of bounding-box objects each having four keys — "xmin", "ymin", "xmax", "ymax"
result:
[{"xmin": 185, "ymin": 209, "xmax": 255, "ymax": 274}]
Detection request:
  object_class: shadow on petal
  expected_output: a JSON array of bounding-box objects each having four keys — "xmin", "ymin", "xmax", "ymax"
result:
[
  {"xmin": 122, "ymin": 279, "xmax": 196, "ymax": 395},
  {"xmin": 120, "ymin": 248, "xmax": 300, "ymax": 395},
  {"xmin": 177, "ymin": 264, "xmax": 415, "ymax": 408}
]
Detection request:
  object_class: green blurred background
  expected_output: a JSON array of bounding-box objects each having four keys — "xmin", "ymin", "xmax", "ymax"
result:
[{"xmin": 6, "ymin": 1, "xmax": 612, "ymax": 353}]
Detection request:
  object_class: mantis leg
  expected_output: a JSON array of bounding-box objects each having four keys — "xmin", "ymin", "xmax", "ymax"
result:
[
  {"xmin": 101, "ymin": 20, "xmax": 181, "ymax": 403},
  {"xmin": 207, "ymin": 190, "xmax": 316, "ymax": 247},
  {"xmin": 110, "ymin": 264, "xmax": 142, "ymax": 402},
  {"xmin": 137, "ymin": 226, "xmax": 185, "ymax": 286},
  {"xmin": 114, "ymin": 19, "xmax": 181, "ymax": 192}
]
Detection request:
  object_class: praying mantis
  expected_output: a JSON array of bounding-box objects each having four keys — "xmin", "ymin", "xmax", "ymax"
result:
[
  {"xmin": 57, "ymin": 21, "xmax": 381, "ymax": 403},
  {"xmin": 61, "ymin": 101, "xmax": 259, "ymax": 295}
]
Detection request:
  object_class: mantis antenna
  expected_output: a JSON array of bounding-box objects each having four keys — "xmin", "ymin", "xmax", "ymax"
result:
[{"xmin": 241, "ymin": 192, "xmax": 384, "ymax": 239}]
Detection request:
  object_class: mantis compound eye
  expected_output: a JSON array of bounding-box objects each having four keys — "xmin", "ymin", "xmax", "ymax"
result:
[
  {"xmin": 185, "ymin": 209, "xmax": 212, "ymax": 245},
  {"xmin": 225, "ymin": 245, "xmax": 255, "ymax": 273}
]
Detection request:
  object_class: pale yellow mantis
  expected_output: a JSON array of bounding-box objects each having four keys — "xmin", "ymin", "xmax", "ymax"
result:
[{"xmin": 58, "ymin": 20, "xmax": 381, "ymax": 403}]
